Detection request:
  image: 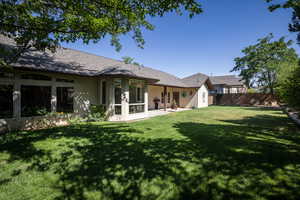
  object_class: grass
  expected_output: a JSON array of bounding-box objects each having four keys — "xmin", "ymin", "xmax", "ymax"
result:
[{"xmin": 0, "ymin": 106, "xmax": 300, "ymax": 200}]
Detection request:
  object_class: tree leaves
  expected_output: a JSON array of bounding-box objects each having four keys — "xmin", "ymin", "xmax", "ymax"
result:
[
  {"xmin": 231, "ymin": 34, "xmax": 298, "ymax": 94},
  {"xmin": 266, "ymin": 0, "xmax": 300, "ymax": 44},
  {"xmin": 0, "ymin": 0, "xmax": 202, "ymax": 66}
]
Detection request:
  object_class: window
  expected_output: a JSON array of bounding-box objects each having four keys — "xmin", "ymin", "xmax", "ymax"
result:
[
  {"xmin": 137, "ymin": 88, "xmax": 141, "ymax": 102},
  {"xmin": 114, "ymin": 79, "xmax": 122, "ymax": 104},
  {"xmin": 57, "ymin": 87, "xmax": 74, "ymax": 113},
  {"xmin": 129, "ymin": 79, "xmax": 145, "ymax": 114},
  {"xmin": 21, "ymin": 74, "xmax": 51, "ymax": 81},
  {"xmin": 21, "ymin": 85, "xmax": 51, "ymax": 117},
  {"xmin": 129, "ymin": 105, "xmax": 145, "ymax": 114},
  {"xmin": 167, "ymin": 92, "xmax": 170, "ymax": 103},
  {"xmin": 114, "ymin": 79, "xmax": 122, "ymax": 114},
  {"xmin": 224, "ymin": 88, "xmax": 229, "ymax": 94},
  {"xmin": 0, "ymin": 72, "xmax": 14, "ymax": 79},
  {"xmin": 161, "ymin": 92, "xmax": 164, "ymax": 103},
  {"xmin": 0, "ymin": 85, "xmax": 13, "ymax": 118},
  {"xmin": 115, "ymin": 105, "xmax": 121, "ymax": 115},
  {"xmin": 56, "ymin": 78, "xmax": 74, "ymax": 83},
  {"xmin": 101, "ymin": 81, "xmax": 106, "ymax": 105},
  {"xmin": 202, "ymin": 92, "xmax": 206, "ymax": 103},
  {"xmin": 129, "ymin": 80, "xmax": 144, "ymax": 104}
]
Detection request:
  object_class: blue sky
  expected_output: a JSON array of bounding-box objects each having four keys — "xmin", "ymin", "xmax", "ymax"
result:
[{"xmin": 62, "ymin": 0, "xmax": 299, "ymax": 78}]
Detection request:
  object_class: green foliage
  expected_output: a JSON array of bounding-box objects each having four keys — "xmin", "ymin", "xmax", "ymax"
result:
[
  {"xmin": 276, "ymin": 65, "xmax": 300, "ymax": 108},
  {"xmin": 0, "ymin": 0, "xmax": 202, "ymax": 66},
  {"xmin": 232, "ymin": 34, "xmax": 298, "ymax": 94},
  {"xmin": 87, "ymin": 104, "xmax": 106, "ymax": 121},
  {"xmin": 266, "ymin": 0, "xmax": 300, "ymax": 43},
  {"xmin": 246, "ymin": 88, "xmax": 258, "ymax": 93},
  {"xmin": 1, "ymin": 107, "xmax": 300, "ymax": 200},
  {"xmin": 22, "ymin": 106, "xmax": 49, "ymax": 117},
  {"xmin": 122, "ymin": 56, "xmax": 142, "ymax": 66},
  {"xmin": 122, "ymin": 56, "xmax": 134, "ymax": 64}
]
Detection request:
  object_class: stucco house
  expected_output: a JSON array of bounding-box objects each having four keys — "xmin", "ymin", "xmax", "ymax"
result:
[
  {"xmin": 0, "ymin": 36, "xmax": 213, "ymax": 128},
  {"xmin": 209, "ymin": 75, "xmax": 247, "ymax": 94}
]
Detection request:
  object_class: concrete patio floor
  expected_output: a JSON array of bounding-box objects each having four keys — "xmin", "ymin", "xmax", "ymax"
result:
[
  {"xmin": 113, "ymin": 108, "xmax": 193, "ymax": 122},
  {"xmin": 147, "ymin": 108, "xmax": 192, "ymax": 118}
]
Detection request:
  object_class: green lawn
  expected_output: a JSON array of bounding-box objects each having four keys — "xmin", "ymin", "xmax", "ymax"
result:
[{"xmin": 1, "ymin": 106, "xmax": 300, "ymax": 200}]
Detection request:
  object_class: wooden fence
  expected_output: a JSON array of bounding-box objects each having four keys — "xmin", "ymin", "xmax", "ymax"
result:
[{"xmin": 208, "ymin": 93, "xmax": 279, "ymax": 107}]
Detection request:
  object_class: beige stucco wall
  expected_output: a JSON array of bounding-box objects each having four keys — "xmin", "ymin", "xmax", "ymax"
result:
[
  {"xmin": 148, "ymin": 85, "xmax": 202, "ymax": 109},
  {"xmin": 148, "ymin": 85, "xmax": 169, "ymax": 109},
  {"xmin": 197, "ymin": 84, "xmax": 209, "ymax": 108},
  {"xmin": 72, "ymin": 75, "xmax": 98, "ymax": 114}
]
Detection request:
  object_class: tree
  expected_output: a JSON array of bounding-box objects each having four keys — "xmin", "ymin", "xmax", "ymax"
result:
[
  {"xmin": 266, "ymin": 0, "xmax": 300, "ymax": 43},
  {"xmin": 0, "ymin": 0, "xmax": 202, "ymax": 67},
  {"xmin": 122, "ymin": 56, "xmax": 142, "ymax": 66},
  {"xmin": 276, "ymin": 64, "xmax": 300, "ymax": 108},
  {"xmin": 122, "ymin": 56, "xmax": 134, "ymax": 64},
  {"xmin": 231, "ymin": 34, "xmax": 298, "ymax": 95}
]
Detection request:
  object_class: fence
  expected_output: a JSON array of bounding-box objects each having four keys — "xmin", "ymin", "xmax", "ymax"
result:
[{"xmin": 208, "ymin": 93, "xmax": 279, "ymax": 107}]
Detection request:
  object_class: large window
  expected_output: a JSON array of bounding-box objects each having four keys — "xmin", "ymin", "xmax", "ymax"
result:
[
  {"xmin": 161, "ymin": 92, "xmax": 165, "ymax": 103},
  {"xmin": 114, "ymin": 79, "xmax": 122, "ymax": 105},
  {"xmin": 129, "ymin": 105, "xmax": 145, "ymax": 114},
  {"xmin": 129, "ymin": 80, "xmax": 145, "ymax": 114},
  {"xmin": 0, "ymin": 72, "xmax": 14, "ymax": 79},
  {"xmin": 115, "ymin": 105, "xmax": 121, "ymax": 115},
  {"xmin": 0, "ymin": 85, "xmax": 13, "ymax": 118},
  {"xmin": 114, "ymin": 79, "xmax": 122, "ymax": 115},
  {"xmin": 57, "ymin": 87, "xmax": 74, "ymax": 113},
  {"xmin": 129, "ymin": 80, "xmax": 144, "ymax": 104},
  {"xmin": 21, "ymin": 85, "xmax": 51, "ymax": 117},
  {"xmin": 101, "ymin": 81, "xmax": 106, "ymax": 105}
]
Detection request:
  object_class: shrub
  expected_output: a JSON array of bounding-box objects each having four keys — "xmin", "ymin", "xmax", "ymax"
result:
[
  {"xmin": 87, "ymin": 105, "xmax": 107, "ymax": 122},
  {"xmin": 247, "ymin": 88, "xmax": 257, "ymax": 94},
  {"xmin": 277, "ymin": 66, "xmax": 300, "ymax": 109}
]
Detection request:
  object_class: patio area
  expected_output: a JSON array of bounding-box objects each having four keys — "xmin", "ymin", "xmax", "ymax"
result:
[{"xmin": 147, "ymin": 108, "xmax": 192, "ymax": 118}]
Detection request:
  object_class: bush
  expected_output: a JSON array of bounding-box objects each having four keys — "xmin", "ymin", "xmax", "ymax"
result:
[
  {"xmin": 87, "ymin": 105, "xmax": 107, "ymax": 122},
  {"xmin": 277, "ymin": 66, "xmax": 300, "ymax": 109},
  {"xmin": 247, "ymin": 88, "xmax": 257, "ymax": 94}
]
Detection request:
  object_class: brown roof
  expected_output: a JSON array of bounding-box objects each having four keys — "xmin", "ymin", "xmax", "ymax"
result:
[
  {"xmin": 182, "ymin": 73, "xmax": 214, "ymax": 89},
  {"xmin": 1, "ymin": 35, "xmax": 195, "ymax": 87},
  {"xmin": 210, "ymin": 75, "xmax": 244, "ymax": 86}
]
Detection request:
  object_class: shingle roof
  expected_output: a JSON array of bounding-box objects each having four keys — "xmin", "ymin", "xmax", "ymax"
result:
[
  {"xmin": 182, "ymin": 73, "xmax": 209, "ymax": 87},
  {"xmin": 0, "ymin": 35, "xmax": 190, "ymax": 87},
  {"xmin": 181, "ymin": 73, "xmax": 214, "ymax": 90},
  {"xmin": 210, "ymin": 75, "xmax": 244, "ymax": 86}
]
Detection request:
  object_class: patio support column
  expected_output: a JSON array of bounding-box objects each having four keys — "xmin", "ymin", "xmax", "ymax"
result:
[
  {"xmin": 121, "ymin": 78, "xmax": 129, "ymax": 120},
  {"xmin": 144, "ymin": 84, "xmax": 148, "ymax": 114},
  {"xmin": 164, "ymin": 86, "xmax": 167, "ymax": 111},
  {"xmin": 106, "ymin": 79, "xmax": 114, "ymax": 118},
  {"xmin": 13, "ymin": 76, "xmax": 21, "ymax": 119},
  {"xmin": 51, "ymin": 79, "xmax": 57, "ymax": 112}
]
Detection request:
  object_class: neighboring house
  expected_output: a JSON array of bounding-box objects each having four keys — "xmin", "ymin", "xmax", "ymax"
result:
[
  {"xmin": 0, "ymin": 36, "xmax": 213, "ymax": 124},
  {"xmin": 209, "ymin": 75, "xmax": 247, "ymax": 94}
]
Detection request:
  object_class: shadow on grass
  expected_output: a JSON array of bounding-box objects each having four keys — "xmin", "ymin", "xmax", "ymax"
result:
[{"xmin": 0, "ymin": 115, "xmax": 300, "ymax": 200}]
